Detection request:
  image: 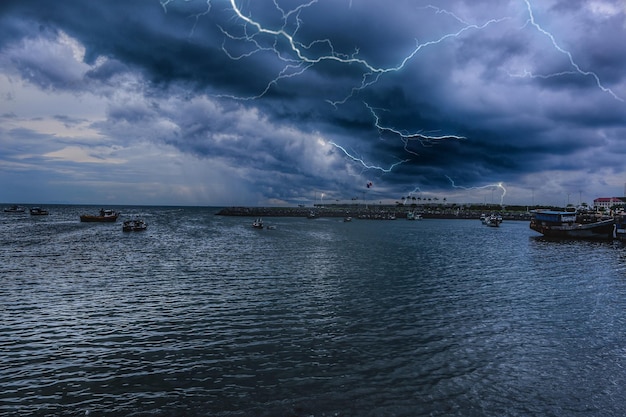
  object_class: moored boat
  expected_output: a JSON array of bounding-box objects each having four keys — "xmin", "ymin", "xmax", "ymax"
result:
[
  {"xmin": 29, "ymin": 207, "xmax": 49, "ymax": 215},
  {"xmin": 122, "ymin": 219, "xmax": 147, "ymax": 231},
  {"xmin": 80, "ymin": 209, "xmax": 119, "ymax": 223},
  {"xmin": 615, "ymin": 214, "xmax": 626, "ymax": 242},
  {"xmin": 252, "ymin": 218, "xmax": 264, "ymax": 229},
  {"xmin": 529, "ymin": 210, "xmax": 615, "ymax": 240}
]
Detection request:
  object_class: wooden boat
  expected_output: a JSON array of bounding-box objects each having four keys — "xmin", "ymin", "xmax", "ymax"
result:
[
  {"xmin": 29, "ymin": 207, "xmax": 49, "ymax": 215},
  {"xmin": 80, "ymin": 209, "xmax": 119, "ymax": 222},
  {"xmin": 529, "ymin": 210, "xmax": 615, "ymax": 240},
  {"xmin": 122, "ymin": 219, "xmax": 147, "ymax": 231}
]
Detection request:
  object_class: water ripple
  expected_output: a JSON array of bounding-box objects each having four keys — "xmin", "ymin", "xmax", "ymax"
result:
[{"xmin": 2, "ymin": 208, "xmax": 626, "ymax": 416}]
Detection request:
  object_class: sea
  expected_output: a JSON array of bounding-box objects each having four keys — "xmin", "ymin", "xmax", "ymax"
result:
[{"xmin": 2, "ymin": 205, "xmax": 626, "ymax": 417}]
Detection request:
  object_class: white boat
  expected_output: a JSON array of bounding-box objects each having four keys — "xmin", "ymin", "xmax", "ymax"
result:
[
  {"xmin": 252, "ymin": 218, "xmax": 264, "ymax": 229},
  {"xmin": 4, "ymin": 205, "xmax": 26, "ymax": 213},
  {"xmin": 29, "ymin": 207, "xmax": 49, "ymax": 215},
  {"xmin": 407, "ymin": 211, "xmax": 422, "ymax": 220},
  {"xmin": 484, "ymin": 213, "xmax": 502, "ymax": 227},
  {"xmin": 122, "ymin": 219, "xmax": 147, "ymax": 232}
]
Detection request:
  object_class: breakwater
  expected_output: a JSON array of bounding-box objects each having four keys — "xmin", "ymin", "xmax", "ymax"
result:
[{"xmin": 216, "ymin": 205, "xmax": 533, "ymax": 220}]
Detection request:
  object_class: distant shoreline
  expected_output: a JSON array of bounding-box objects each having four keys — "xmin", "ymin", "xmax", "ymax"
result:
[{"xmin": 216, "ymin": 205, "xmax": 533, "ymax": 221}]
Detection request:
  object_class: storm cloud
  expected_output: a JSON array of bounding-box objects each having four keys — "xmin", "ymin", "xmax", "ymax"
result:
[{"xmin": 1, "ymin": 0, "xmax": 625, "ymax": 206}]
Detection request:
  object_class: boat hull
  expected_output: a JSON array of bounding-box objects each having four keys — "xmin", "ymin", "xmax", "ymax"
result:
[{"xmin": 530, "ymin": 218, "xmax": 615, "ymax": 240}]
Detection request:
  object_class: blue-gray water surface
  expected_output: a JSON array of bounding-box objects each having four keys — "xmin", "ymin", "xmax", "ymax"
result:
[{"xmin": 2, "ymin": 206, "xmax": 626, "ymax": 416}]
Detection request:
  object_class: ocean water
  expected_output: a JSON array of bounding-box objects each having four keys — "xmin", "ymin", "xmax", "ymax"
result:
[{"xmin": 1, "ymin": 206, "xmax": 626, "ymax": 417}]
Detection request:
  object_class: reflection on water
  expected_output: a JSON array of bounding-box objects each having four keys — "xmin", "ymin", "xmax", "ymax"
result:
[{"xmin": 1, "ymin": 207, "xmax": 626, "ymax": 416}]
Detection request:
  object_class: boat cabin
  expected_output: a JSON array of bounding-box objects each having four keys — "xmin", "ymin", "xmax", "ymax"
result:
[{"xmin": 532, "ymin": 211, "xmax": 577, "ymax": 224}]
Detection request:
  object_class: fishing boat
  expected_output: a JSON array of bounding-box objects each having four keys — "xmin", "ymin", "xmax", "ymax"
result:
[
  {"xmin": 252, "ymin": 218, "xmax": 264, "ymax": 229},
  {"xmin": 80, "ymin": 209, "xmax": 119, "ymax": 223},
  {"xmin": 529, "ymin": 210, "xmax": 615, "ymax": 240},
  {"xmin": 122, "ymin": 219, "xmax": 147, "ymax": 232},
  {"xmin": 484, "ymin": 213, "xmax": 502, "ymax": 227},
  {"xmin": 4, "ymin": 205, "xmax": 26, "ymax": 213},
  {"xmin": 29, "ymin": 207, "xmax": 49, "ymax": 215}
]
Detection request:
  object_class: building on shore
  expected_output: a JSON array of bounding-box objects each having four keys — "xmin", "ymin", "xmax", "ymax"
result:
[{"xmin": 593, "ymin": 197, "xmax": 626, "ymax": 211}]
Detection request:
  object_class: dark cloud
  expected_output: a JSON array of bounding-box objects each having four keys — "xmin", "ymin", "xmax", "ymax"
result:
[{"xmin": 1, "ymin": 0, "xmax": 625, "ymax": 205}]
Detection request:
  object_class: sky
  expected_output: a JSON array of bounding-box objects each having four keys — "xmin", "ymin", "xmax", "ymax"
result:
[{"xmin": 1, "ymin": 0, "xmax": 625, "ymax": 207}]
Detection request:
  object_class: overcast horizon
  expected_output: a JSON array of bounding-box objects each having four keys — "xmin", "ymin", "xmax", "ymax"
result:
[{"xmin": 1, "ymin": 0, "xmax": 626, "ymax": 208}]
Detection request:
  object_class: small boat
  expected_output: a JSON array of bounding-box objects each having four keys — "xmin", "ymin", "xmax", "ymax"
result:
[
  {"xmin": 406, "ymin": 211, "xmax": 422, "ymax": 220},
  {"xmin": 4, "ymin": 205, "xmax": 25, "ymax": 213},
  {"xmin": 343, "ymin": 216, "xmax": 352, "ymax": 222},
  {"xmin": 484, "ymin": 213, "xmax": 502, "ymax": 227},
  {"xmin": 529, "ymin": 210, "xmax": 615, "ymax": 240},
  {"xmin": 479, "ymin": 213, "xmax": 487, "ymax": 224},
  {"xmin": 29, "ymin": 207, "xmax": 49, "ymax": 216},
  {"xmin": 307, "ymin": 211, "xmax": 317, "ymax": 219},
  {"xmin": 80, "ymin": 209, "xmax": 119, "ymax": 223},
  {"xmin": 122, "ymin": 219, "xmax": 147, "ymax": 232},
  {"xmin": 252, "ymin": 218, "xmax": 264, "ymax": 229}
]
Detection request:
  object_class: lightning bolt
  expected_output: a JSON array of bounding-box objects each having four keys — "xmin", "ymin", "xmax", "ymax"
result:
[
  {"xmin": 446, "ymin": 175, "xmax": 507, "ymax": 205},
  {"xmin": 202, "ymin": 0, "xmax": 508, "ymax": 102},
  {"xmin": 365, "ymin": 102, "xmax": 465, "ymax": 157},
  {"xmin": 328, "ymin": 141, "xmax": 409, "ymax": 173},
  {"xmin": 518, "ymin": 0, "xmax": 623, "ymax": 102}
]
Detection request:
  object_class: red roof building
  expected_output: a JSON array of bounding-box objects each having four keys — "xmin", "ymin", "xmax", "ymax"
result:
[{"xmin": 593, "ymin": 197, "xmax": 625, "ymax": 210}]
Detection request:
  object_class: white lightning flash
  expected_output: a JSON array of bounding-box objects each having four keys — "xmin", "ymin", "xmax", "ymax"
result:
[
  {"xmin": 519, "ymin": 0, "xmax": 623, "ymax": 102},
  {"xmin": 213, "ymin": 1, "xmax": 508, "ymax": 102},
  {"xmin": 365, "ymin": 103, "xmax": 465, "ymax": 156},
  {"xmin": 446, "ymin": 175, "xmax": 507, "ymax": 205},
  {"xmin": 329, "ymin": 141, "xmax": 409, "ymax": 173}
]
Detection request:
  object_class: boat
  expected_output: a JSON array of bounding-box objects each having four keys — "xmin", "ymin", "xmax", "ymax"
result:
[
  {"xmin": 406, "ymin": 211, "xmax": 422, "ymax": 220},
  {"xmin": 80, "ymin": 209, "xmax": 119, "ymax": 222},
  {"xmin": 122, "ymin": 219, "xmax": 147, "ymax": 232},
  {"xmin": 29, "ymin": 207, "xmax": 49, "ymax": 215},
  {"xmin": 343, "ymin": 216, "xmax": 352, "ymax": 222},
  {"xmin": 529, "ymin": 210, "xmax": 615, "ymax": 240},
  {"xmin": 4, "ymin": 205, "xmax": 25, "ymax": 213},
  {"xmin": 307, "ymin": 210, "xmax": 316, "ymax": 219},
  {"xmin": 615, "ymin": 214, "xmax": 626, "ymax": 242},
  {"xmin": 252, "ymin": 218, "xmax": 264, "ymax": 229},
  {"xmin": 484, "ymin": 213, "xmax": 502, "ymax": 227},
  {"xmin": 479, "ymin": 213, "xmax": 487, "ymax": 224}
]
